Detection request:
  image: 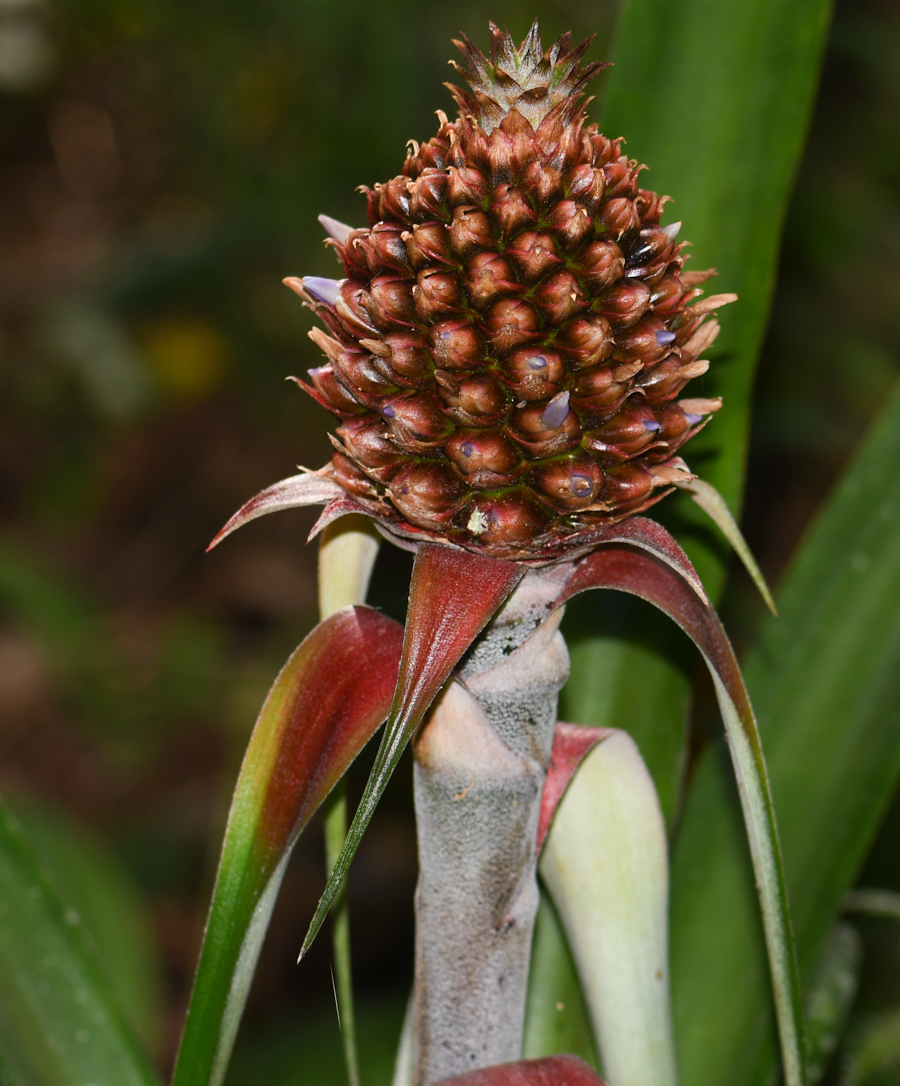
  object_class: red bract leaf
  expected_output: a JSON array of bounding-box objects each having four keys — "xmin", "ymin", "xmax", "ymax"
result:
[
  {"xmin": 308, "ymin": 496, "xmax": 369, "ymax": 541},
  {"xmin": 206, "ymin": 471, "xmax": 344, "ymax": 550},
  {"xmin": 437, "ymin": 1055, "xmax": 607, "ymax": 1086},
  {"xmin": 556, "ymin": 545, "xmax": 745, "ymax": 715},
  {"xmin": 590, "ymin": 515, "xmax": 708, "ymax": 604},
  {"xmin": 554, "ymin": 538, "xmax": 807, "ymax": 1086},
  {"xmin": 301, "ymin": 542, "xmax": 523, "ymax": 955},
  {"xmin": 537, "ymin": 722, "xmax": 612, "ymax": 854},
  {"xmin": 172, "ymin": 606, "xmax": 403, "ymax": 1086}
]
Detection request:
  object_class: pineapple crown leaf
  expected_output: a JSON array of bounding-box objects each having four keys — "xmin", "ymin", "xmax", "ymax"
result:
[{"xmin": 447, "ymin": 20, "xmax": 609, "ymax": 134}]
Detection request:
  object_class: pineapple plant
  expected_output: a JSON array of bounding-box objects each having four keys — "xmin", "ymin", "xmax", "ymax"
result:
[
  {"xmin": 198, "ymin": 23, "xmax": 803, "ymax": 1086},
  {"xmin": 11, "ymin": 9, "xmax": 900, "ymax": 1086}
]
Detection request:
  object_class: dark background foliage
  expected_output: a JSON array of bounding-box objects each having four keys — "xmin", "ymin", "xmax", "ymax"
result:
[{"xmin": 0, "ymin": 0, "xmax": 897, "ymax": 1081}]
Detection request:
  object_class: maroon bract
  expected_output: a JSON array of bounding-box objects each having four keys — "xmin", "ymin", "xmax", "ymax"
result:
[
  {"xmin": 437, "ymin": 1055, "xmax": 607, "ymax": 1086},
  {"xmin": 301, "ymin": 541, "xmax": 523, "ymax": 953},
  {"xmin": 537, "ymin": 722, "xmax": 611, "ymax": 854}
]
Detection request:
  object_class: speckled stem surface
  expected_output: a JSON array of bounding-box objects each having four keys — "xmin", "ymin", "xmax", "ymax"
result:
[{"xmin": 411, "ymin": 565, "xmax": 572, "ymax": 1086}]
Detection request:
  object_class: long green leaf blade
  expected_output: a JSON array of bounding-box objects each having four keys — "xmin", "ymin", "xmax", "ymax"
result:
[
  {"xmin": 0, "ymin": 797, "xmax": 159, "ymax": 1086},
  {"xmin": 318, "ymin": 514, "xmax": 381, "ymax": 1086},
  {"xmin": 671, "ymin": 379, "xmax": 900, "ymax": 1086}
]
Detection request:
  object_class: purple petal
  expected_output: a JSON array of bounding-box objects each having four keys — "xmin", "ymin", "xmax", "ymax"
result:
[
  {"xmin": 643, "ymin": 418, "xmax": 662, "ymax": 432},
  {"xmin": 656, "ymin": 329, "xmax": 677, "ymax": 346},
  {"xmin": 318, "ymin": 214, "xmax": 356, "ymax": 244},
  {"xmin": 303, "ymin": 276, "xmax": 344, "ymax": 307},
  {"xmin": 540, "ymin": 391, "xmax": 570, "ymax": 430}
]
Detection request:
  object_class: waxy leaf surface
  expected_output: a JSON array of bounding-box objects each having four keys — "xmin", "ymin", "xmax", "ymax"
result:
[
  {"xmin": 671, "ymin": 379, "xmax": 900, "ymax": 1086},
  {"xmin": 303, "ymin": 542, "xmax": 522, "ymax": 954},
  {"xmin": 172, "ymin": 605, "xmax": 403, "ymax": 1086},
  {"xmin": 540, "ymin": 729, "xmax": 677, "ymax": 1086},
  {"xmin": 555, "ymin": 539, "xmax": 807, "ymax": 1086}
]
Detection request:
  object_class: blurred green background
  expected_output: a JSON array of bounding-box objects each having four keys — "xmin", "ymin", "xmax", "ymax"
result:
[{"xmin": 0, "ymin": 0, "xmax": 898, "ymax": 1082}]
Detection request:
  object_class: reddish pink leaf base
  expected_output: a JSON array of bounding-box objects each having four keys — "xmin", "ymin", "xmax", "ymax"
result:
[
  {"xmin": 537, "ymin": 722, "xmax": 613, "ymax": 854},
  {"xmin": 173, "ymin": 605, "xmax": 404, "ymax": 1086},
  {"xmin": 393, "ymin": 542, "xmax": 524, "ymax": 735},
  {"xmin": 247, "ymin": 605, "xmax": 404, "ymax": 866},
  {"xmin": 301, "ymin": 542, "xmax": 524, "ymax": 954},
  {"xmin": 438, "ymin": 1055, "xmax": 607, "ymax": 1086},
  {"xmin": 555, "ymin": 545, "xmax": 750, "ymax": 724},
  {"xmin": 592, "ymin": 516, "xmax": 708, "ymax": 604}
]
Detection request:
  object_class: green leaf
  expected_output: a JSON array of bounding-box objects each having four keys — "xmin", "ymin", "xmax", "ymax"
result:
[
  {"xmin": 671, "ymin": 379, "xmax": 900, "ymax": 1086},
  {"xmin": 804, "ymin": 924, "xmax": 861, "ymax": 1085},
  {"xmin": 172, "ymin": 607, "xmax": 403, "ymax": 1086},
  {"xmin": 558, "ymin": 538, "xmax": 807, "ymax": 1086},
  {"xmin": 843, "ymin": 889, "xmax": 900, "ymax": 923},
  {"xmin": 10, "ymin": 800, "xmax": 165, "ymax": 1059},
  {"xmin": 0, "ymin": 796, "xmax": 159, "ymax": 1086},
  {"xmin": 318, "ymin": 514, "xmax": 381, "ymax": 1086},
  {"xmin": 560, "ymin": 595, "xmax": 691, "ymax": 826},
  {"xmin": 839, "ymin": 1011, "xmax": 900, "ymax": 1086},
  {"xmin": 602, "ymin": 0, "xmax": 833, "ymax": 593},
  {"xmin": 675, "ymin": 477, "xmax": 777, "ymax": 615},
  {"xmin": 560, "ymin": 0, "xmax": 834, "ymax": 819}
]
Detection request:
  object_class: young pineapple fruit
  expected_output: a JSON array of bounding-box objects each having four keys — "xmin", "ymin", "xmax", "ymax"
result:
[{"xmin": 290, "ymin": 22, "xmax": 734, "ymax": 562}]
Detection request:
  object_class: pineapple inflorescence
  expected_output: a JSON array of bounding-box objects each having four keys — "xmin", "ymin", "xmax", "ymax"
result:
[{"xmin": 291, "ymin": 22, "xmax": 734, "ymax": 562}]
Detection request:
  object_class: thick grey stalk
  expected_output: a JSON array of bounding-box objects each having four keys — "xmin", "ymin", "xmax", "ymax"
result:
[{"xmin": 411, "ymin": 567, "xmax": 571, "ymax": 1086}]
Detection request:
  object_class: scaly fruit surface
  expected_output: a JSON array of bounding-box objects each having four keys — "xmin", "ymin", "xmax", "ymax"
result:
[{"xmin": 290, "ymin": 22, "xmax": 735, "ymax": 562}]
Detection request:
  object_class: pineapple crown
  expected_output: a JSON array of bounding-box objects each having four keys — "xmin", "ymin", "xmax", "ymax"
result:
[{"xmin": 447, "ymin": 21, "xmax": 610, "ymax": 135}]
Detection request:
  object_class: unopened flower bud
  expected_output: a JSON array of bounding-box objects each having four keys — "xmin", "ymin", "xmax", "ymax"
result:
[{"xmin": 506, "ymin": 230, "xmax": 562, "ymax": 282}]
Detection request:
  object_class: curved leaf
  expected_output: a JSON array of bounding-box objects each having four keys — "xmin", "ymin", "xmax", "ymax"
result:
[
  {"xmin": 539, "ymin": 729, "xmax": 677, "ymax": 1086},
  {"xmin": 673, "ymin": 476, "xmax": 776, "ymax": 614},
  {"xmin": 561, "ymin": 0, "xmax": 833, "ymax": 847},
  {"xmin": 0, "ymin": 797, "xmax": 159, "ymax": 1086},
  {"xmin": 206, "ymin": 471, "xmax": 342, "ymax": 551},
  {"xmin": 172, "ymin": 606, "xmax": 403, "ymax": 1086},
  {"xmin": 556, "ymin": 540, "xmax": 807, "ymax": 1086},
  {"xmin": 671, "ymin": 379, "xmax": 900, "ymax": 1086},
  {"xmin": 301, "ymin": 543, "xmax": 522, "ymax": 956},
  {"xmin": 537, "ymin": 723, "xmax": 612, "ymax": 855}
]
